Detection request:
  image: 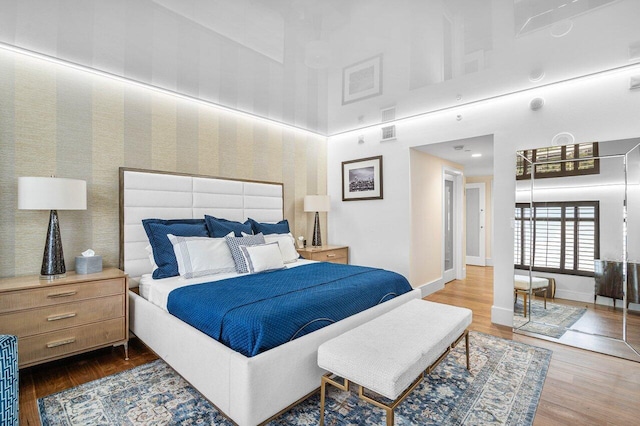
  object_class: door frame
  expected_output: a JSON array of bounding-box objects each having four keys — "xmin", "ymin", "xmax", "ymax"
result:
[
  {"xmin": 442, "ymin": 166, "xmax": 464, "ymax": 283},
  {"xmin": 465, "ymin": 182, "xmax": 486, "ymax": 266}
]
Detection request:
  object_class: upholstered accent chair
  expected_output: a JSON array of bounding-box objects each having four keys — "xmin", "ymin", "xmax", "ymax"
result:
[{"xmin": 0, "ymin": 334, "xmax": 19, "ymax": 426}]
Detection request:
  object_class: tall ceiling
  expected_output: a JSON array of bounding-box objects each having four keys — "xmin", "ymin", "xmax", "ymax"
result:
[{"xmin": 1, "ymin": 0, "xmax": 639, "ymax": 135}]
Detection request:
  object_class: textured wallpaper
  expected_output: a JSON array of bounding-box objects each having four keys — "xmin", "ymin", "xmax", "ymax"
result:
[{"xmin": 0, "ymin": 50, "xmax": 327, "ymax": 278}]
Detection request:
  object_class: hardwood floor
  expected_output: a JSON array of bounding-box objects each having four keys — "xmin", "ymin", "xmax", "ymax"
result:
[
  {"xmin": 19, "ymin": 266, "xmax": 640, "ymax": 425},
  {"xmin": 518, "ymin": 295, "xmax": 640, "ymax": 361},
  {"xmin": 426, "ymin": 266, "xmax": 640, "ymax": 426}
]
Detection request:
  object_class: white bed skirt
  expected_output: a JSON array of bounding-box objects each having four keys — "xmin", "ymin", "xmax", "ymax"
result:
[{"xmin": 129, "ymin": 288, "xmax": 421, "ymax": 425}]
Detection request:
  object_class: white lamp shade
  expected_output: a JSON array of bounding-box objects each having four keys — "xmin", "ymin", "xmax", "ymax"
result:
[
  {"xmin": 18, "ymin": 177, "xmax": 87, "ymax": 210},
  {"xmin": 304, "ymin": 195, "xmax": 330, "ymax": 212}
]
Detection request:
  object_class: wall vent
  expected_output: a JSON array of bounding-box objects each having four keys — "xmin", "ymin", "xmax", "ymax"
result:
[
  {"xmin": 381, "ymin": 125, "xmax": 396, "ymax": 141},
  {"xmin": 381, "ymin": 106, "xmax": 396, "ymax": 123},
  {"xmin": 630, "ymin": 75, "xmax": 640, "ymax": 90}
]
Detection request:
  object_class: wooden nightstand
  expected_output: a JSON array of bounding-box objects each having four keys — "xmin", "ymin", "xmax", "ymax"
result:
[
  {"xmin": 297, "ymin": 245, "xmax": 349, "ymax": 264},
  {"xmin": 0, "ymin": 268, "xmax": 129, "ymax": 368}
]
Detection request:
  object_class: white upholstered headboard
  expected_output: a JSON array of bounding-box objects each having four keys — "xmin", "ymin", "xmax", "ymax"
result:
[{"xmin": 119, "ymin": 168, "xmax": 284, "ymax": 283}]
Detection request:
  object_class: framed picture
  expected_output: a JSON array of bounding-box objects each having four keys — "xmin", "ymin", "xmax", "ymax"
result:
[
  {"xmin": 342, "ymin": 54, "xmax": 383, "ymax": 105},
  {"xmin": 342, "ymin": 156, "xmax": 383, "ymax": 201}
]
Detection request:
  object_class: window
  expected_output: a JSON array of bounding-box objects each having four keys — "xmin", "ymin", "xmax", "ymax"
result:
[
  {"xmin": 516, "ymin": 142, "xmax": 599, "ymax": 180},
  {"xmin": 514, "ymin": 201, "xmax": 599, "ymax": 276}
]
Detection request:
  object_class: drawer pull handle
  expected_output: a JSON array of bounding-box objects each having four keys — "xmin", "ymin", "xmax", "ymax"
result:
[
  {"xmin": 47, "ymin": 338, "xmax": 76, "ymax": 348},
  {"xmin": 47, "ymin": 291, "xmax": 77, "ymax": 298},
  {"xmin": 327, "ymin": 254, "xmax": 337, "ymax": 258},
  {"xmin": 47, "ymin": 312, "xmax": 77, "ymax": 322}
]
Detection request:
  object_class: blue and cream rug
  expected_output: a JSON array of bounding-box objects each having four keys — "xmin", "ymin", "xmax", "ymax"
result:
[
  {"xmin": 513, "ymin": 299, "xmax": 587, "ymax": 339},
  {"xmin": 39, "ymin": 332, "xmax": 551, "ymax": 425}
]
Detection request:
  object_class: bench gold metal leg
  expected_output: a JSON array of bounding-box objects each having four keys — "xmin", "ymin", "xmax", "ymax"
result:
[
  {"xmin": 319, "ymin": 376, "xmax": 327, "ymax": 426},
  {"xmin": 465, "ymin": 330, "xmax": 470, "ymax": 371},
  {"xmin": 319, "ymin": 373, "xmax": 349, "ymax": 425}
]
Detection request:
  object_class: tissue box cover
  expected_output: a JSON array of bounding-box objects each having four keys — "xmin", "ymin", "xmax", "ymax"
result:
[{"xmin": 75, "ymin": 255, "xmax": 102, "ymax": 274}]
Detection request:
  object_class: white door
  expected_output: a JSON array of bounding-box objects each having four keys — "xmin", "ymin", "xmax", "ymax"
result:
[
  {"xmin": 443, "ymin": 176, "xmax": 456, "ymax": 283},
  {"xmin": 465, "ymin": 182, "xmax": 486, "ymax": 266}
]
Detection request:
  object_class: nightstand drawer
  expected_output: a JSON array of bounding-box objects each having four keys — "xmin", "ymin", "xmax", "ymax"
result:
[
  {"xmin": 0, "ymin": 278, "xmax": 124, "ymax": 313},
  {"xmin": 18, "ymin": 317, "xmax": 125, "ymax": 367},
  {"xmin": 309, "ymin": 248, "xmax": 348, "ymax": 262},
  {"xmin": 0, "ymin": 294, "xmax": 125, "ymax": 338}
]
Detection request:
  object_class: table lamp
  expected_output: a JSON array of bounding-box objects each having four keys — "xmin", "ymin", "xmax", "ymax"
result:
[
  {"xmin": 18, "ymin": 177, "xmax": 87, "ymax": 280},
  {"xmin": 303, "ymin": 195, "xmax": 330, "ymax": 247}
]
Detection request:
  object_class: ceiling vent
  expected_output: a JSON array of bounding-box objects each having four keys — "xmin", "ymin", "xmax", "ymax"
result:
[
  {"xmin": 381, "ymin": 125, "xmax": 396, "ymax": 142},
  {"xmin": 630, "ymin": 75, "xmax": 640, "ymax": 90},
  {"xmin": 381, "ymin": 106, "xmax": 396, "ymax": 123}
]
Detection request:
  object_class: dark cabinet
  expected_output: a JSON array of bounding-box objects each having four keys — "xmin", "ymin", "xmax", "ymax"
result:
[{"xmin": 594, "ymin": 260, "xmax": 640, "ymax": 306}]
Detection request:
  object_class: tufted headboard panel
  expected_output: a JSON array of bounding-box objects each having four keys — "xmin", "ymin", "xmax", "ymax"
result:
[{"xmin": 119, "ymin": 168, "xmax": 283, "ymax": 283}]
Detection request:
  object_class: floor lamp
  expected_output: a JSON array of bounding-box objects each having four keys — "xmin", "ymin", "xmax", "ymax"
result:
[
  {"xmin": 18, "ymin": 177, "xmax": 87, "ymax": 280},
  {"xmin": 304, "ymin": 195, "xmax": 330, "ymax": 247}
]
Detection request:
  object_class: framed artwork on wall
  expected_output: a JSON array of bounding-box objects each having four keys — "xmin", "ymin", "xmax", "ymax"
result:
[
  {"xmin": 342, "ymin": 54, "xmax": 383, "ymax": 105},
  {"xmin": 342, "ymin": 156, "xmax": 383, "ymax": 201}
]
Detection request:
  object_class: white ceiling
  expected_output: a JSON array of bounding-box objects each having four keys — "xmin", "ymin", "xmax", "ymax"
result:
[
  {"xmin": 1, "ymin": 0, "xmax": 639, "ymax": 135},
  {"xmin": 414, "ymin": 135, "xmax": 495, "ymax": 177}
]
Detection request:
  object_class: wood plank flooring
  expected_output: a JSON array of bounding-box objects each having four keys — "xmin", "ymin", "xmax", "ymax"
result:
[
  {"xmin": 426, "ymin": 266, "xmax": 640, "ymax": 426},
  {"xmin": 19, "ymin": 265, "xmax": 640, "ymax": 425}
]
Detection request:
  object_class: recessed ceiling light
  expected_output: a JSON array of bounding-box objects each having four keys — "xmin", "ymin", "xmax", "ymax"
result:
[
  {"xmin": 529, "ymin": 68, "xmax": 545, "ymax": 82},
  {"xmin": 472, "ymin": 153, "xmax": 482, "ymax": 158},
  {"xmin": 551, "ymin": 19, "xmax": 573, "ymax": 38}
]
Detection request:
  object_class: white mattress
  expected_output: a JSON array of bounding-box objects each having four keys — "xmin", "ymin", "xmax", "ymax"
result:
[{"xmin": 139, "ymin": 259, "xmax": 317, "ymax": 310}]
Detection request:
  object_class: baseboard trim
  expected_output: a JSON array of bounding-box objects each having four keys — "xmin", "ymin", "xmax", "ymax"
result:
[
  {"xmin": 418, "ymin": 278, "xmax": 444, "ymax": 298},
  {"xmin": 491, "ymin": 305, "xmax": 513, "ymax": 327},
  {"xmin": 555, "ymin": 289, "xmax": 593, "ymax": 304}
]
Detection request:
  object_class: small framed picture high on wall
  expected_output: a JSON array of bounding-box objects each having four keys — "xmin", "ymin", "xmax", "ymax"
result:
[
  {"xmin": 342, "ymin": 54, "xmax": 383, "ymax": 105},
  {"xmin": 342, "ymin": 156, "xmax": 383, "ymax": 201}
]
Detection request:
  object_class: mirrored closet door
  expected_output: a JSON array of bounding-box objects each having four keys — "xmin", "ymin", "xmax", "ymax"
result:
[{"xmin": 513, "ymin": 138, "xmax": 640, "ymax": 362}]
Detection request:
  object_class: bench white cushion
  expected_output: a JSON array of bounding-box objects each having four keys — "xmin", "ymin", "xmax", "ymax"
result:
[
  {"xmin": 317, "ymin": 299, "xmax": 472, "ymax": 400},
  {"xmin": 514, "ymin": 275, "xmax": 549, "ymax": 291}
]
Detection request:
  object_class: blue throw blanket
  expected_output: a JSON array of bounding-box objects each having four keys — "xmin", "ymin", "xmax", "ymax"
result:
[{"xmin": 167, "ymin": 262, "xmax": 412, "ymax": 357}]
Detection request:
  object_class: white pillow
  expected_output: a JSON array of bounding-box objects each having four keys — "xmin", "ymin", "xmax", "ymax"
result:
[
  {"xmin": 239, "ymin": 242, "xmax": 285, "ymax": 274},
  {"xmin": 144, "ymin": 244, "xmax": 158, "ymax": 272},
  {"xmin": 243, "ymin": 232, "xmax": 299, "ymax": 264},
  {"xmin": 264, "ymin": 232, "xmax": 299, "ymax": 264},
  {"xmin": 167, "ymin": 233, "xmax": 236, "ymax": 279}
]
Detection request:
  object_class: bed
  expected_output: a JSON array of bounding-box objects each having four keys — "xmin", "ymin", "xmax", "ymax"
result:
[{"xmin": 120, "ymin": 168, "xmax": 421, "ymax": 425}]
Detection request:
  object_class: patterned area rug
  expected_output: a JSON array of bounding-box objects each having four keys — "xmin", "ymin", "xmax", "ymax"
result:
[
  {"xmin": 513, "ymin": 298, "xmax": 587, "ymax": 339},
  {"xmin": 39, "ymin": 332, "xmax": 551, "ymax": 426}
]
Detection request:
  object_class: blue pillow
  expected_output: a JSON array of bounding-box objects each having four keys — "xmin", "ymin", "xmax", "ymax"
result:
[
  {"xmin": 205, "ymin": 215, "xmax": 253, "ymax": 237},
  {"xmin": 248, "ymin": 218, "xmax": 290, "ymax": 235},
  {"xmin": 225, "ymin": 233, "xmax": 266, "ymax": 273},
  {"xmin": 142, "ymin": 219, "xmax": 208, "ymax": 279}
]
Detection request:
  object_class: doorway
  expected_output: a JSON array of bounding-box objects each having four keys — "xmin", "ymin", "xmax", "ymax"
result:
[
  {"xmin": 443, "ymin": 168, "xmax": 463, "ymax": 283},
  {"xmin": 465, "ymin": 182, "xmax": 486, "ymax": 266}
]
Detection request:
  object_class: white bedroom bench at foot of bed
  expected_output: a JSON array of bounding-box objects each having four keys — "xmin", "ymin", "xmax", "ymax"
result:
[{"xmin": 317, "ymin": 299, "xmax": 473, "ymax": 426}]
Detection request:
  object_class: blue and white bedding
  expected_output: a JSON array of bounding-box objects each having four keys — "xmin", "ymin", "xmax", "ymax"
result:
[{"xmin": 158, "ymin": 262, "xmax": 412, "ymax": 357}]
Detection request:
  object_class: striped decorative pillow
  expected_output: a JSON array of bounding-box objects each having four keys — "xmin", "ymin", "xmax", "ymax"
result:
[{"xmin": 225, "ymin": 233, "xmax": 266, "ymax": 273}]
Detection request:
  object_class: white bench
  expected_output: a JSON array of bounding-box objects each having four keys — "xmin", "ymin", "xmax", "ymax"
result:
[
  {"xmin": 317, "ymin": 299, "xmax": 472, "ymax": 426},
  {"xmin": 514, "ymin": 275, "xmax": 549, "ymax": 317}
]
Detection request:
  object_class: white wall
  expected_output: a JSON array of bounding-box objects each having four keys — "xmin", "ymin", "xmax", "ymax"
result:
[{"xmin": 327, "ymin": 66, "xmax": 640, "ymax": 326}]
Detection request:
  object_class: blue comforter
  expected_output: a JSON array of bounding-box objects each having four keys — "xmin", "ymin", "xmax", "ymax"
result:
[{"xmin": 166, "ymin": 262, "xmax": 412, "ymax": 357}]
